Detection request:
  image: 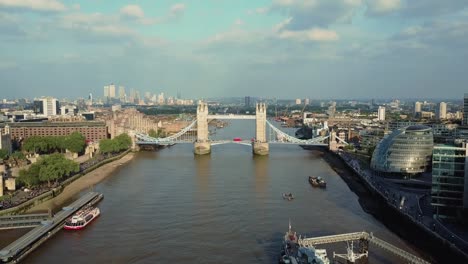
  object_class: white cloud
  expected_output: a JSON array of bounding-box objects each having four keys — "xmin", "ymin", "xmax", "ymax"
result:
[
  {"xmin": 274, "ymin": 17, "xmax": 339, "ymax": 42},
  {"xmin": 234, "ymin": 19, "xmax": 244, "ymax": 26},
  {"xmin": 270, "ymin": 0, "xmax": 363, "ymax": 29},
  {"xmin": 120, "ymin": 4, "xmax": 145, "ymax": 19},
  {"xmin": 255, "ymin": 7, "xmax": 268, "ymax": 14},
  {"xmin": 278, "ymin": 27, "xmax": 339, "ymax": 41},
  {"xmin": 170, "ymin": 3, "xmax": 186, "ymax": 16},
  {"xmin": 0, "ymin": 0, "xmax": 66, "ymax": 12},
  {"xmin": 366, "ymin": 0, "xmax": 401, "ymax": 14},
  {"xmin": 60, "ymin": 12, "xmax": 135, "ymax": 38}
]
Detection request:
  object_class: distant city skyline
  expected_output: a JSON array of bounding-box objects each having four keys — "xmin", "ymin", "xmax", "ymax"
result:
[{"xmin": 0, "ymin": 0, "xmax": 467, "ymax": 99}]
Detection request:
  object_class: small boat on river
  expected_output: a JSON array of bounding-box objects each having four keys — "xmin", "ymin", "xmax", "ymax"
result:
[
  {"xmin": 309, "ymin": 176, "xmax": 326, "ymax": 188},
  {"xmin": 283, "ymin": 193, "xmax": 294, "ymax": 201}
]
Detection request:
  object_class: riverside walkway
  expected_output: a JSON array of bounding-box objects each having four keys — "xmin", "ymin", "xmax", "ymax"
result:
[
  {"xmin": 298, "ymin": 231, "xmax": 431, "ymax": 264},
  {"xmin": 0, "ymin": 192, "xmax": 103, "ymax": 263}
]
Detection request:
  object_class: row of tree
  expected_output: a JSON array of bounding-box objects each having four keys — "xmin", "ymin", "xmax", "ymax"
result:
[
  {"xmin": 22, "ymin": 132, "xmax": 86, "ymax": 154},
  {"xmin": 18, "ymin": 153, "xmax": 79, "ymax": 188},
  {"xmin": 99, "ymin": 134, "xmax": 132, "ymax": 154}
]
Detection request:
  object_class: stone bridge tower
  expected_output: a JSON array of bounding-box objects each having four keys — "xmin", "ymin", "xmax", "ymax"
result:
[
  {"xmin": 194, "ymin": 101, "xmax": 211, "ymax": 155},
  {"xmin": 253, "ymin": 103, "xmax": 269, "ymax": 155}
]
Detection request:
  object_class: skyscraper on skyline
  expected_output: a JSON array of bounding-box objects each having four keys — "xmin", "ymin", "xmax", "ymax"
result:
[
  {"xmin": 438, "ymin": 102, "xmax": 447, "ymax": 120},
  {"xmin": 119, "ymin": 86, "xmax": 126, "ymax": 102},
  {"xmin": 103, "ymin": 86, "xmax": 109, "ymax": 98},
  {"xmin": 378, "ymin": 106, "xmax": 386, "ymax": 121},
  {"xmin": 109, "ymin": 84, "xmax": 116, "ymax": 98},
  {"xmin": 464, "ymin": 94, "xmax": 468, "ymax": 125},
  {"xmin": 415, "ymin": 101, "xmax": 422, "ymax": 116},
  {"xmin": 245, "ymin": 96, "xmax": 251, "ymax": 107}
]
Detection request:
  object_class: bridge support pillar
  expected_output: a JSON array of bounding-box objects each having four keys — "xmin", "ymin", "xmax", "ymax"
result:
[
  {"xmin": 253, "ymin": 102, "xmax": 269, "ymax": 155},
  {"xmin": 252, "ymin": 142, "xmax": 269, "ymax": 156},
  {"xmin": 194, "ymin": 101, "xmax": 211, "ymax": 155},
  {"xmin": 194, "ymin": 142, "xmax": 211, "ymax": 155}
]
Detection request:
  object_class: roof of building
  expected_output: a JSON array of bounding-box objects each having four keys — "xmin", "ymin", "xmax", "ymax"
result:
[
  {"xmin": 0, "ymin": 121, "xmax": 106, "ymax": 128},
  {"xmin": 405, "ymin": 125, "xmax": 431, "ymax": 131}
]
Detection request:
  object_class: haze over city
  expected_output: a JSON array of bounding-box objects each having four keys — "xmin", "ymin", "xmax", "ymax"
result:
[{"xmin": 1, "ymin": 0, "xmax": 467, "ymax": 99}]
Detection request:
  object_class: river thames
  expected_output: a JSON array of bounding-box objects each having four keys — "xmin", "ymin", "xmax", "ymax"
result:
[{"xmin": 7, "ymin": 120, "xmax": 426, "ymax": 263}]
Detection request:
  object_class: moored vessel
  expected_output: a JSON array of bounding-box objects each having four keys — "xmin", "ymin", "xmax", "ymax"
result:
[
  {"xmin": 308, "ymin": 176, "xmax": 326, "ymax": 188},
  {"xmin": 279, "ymin": 221, "xmax": 330, "ymax": 264},
  {"xmin": 283, "ymin": 193, "xmax": 294, "ymax": 201},
  {"xmin": 63, "ymin": 206, "xmax": 100, "ymax": 230}
]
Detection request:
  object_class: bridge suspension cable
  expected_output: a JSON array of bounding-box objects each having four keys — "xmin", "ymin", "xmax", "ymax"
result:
[
  {"xmin": 135, "ymin": 120, "xmax": 197, "ymax": 144},
  {"xmin": 265, "ymin": 120, "xmax": 329, "ymax": 145}
]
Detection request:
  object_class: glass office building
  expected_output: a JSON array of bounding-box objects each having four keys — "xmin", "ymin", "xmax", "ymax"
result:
[
  {"xmin": 371, "ymin": 125, "xmax": 433, "ymax": 176},
  {"xmin": 431, "ymin": 144, "xmax": 468, "ymax": 220}
]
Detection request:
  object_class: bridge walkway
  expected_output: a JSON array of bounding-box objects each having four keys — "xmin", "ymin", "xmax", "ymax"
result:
[
  {"xmin": 298, "ymin": 232, "xmax": 430, "ymax": 264},
  {"xmin": 0, "ymin": 213, "xmax": 51, "ymax": 230}
]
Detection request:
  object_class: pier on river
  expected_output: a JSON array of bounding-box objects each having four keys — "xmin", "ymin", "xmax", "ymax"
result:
[{"xmin": 0, "ymin": 192, "xmax": 102, "ymax": 263}]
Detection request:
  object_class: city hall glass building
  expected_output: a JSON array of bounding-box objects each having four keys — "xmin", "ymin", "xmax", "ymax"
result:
[{"xmin": 371, "ymin": 125, "xmax": 433, "ymax": 176}]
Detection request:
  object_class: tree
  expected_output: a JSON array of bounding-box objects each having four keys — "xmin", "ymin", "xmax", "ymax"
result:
[
  {"xmin": 18, "ymin": 153, "xmax": 79, "ymax": 187},
  {"xmin": 38, "ymin": 154, "xmax": 79, "ymax": 186},
  {"xmin": 0, "ymin": 149, "xmax": 8, "ymax": 160},
  {"xmin": 65, "ymin": 132, "xmax": 86, "ymax": 154},
  {"xmin": 18, "ymin": 166, "xmax": 40, "ymax": 188},
  {"xmin": 99, "ymin": 139, "xmax": 115, "ymax": 154},
  {"xmin": 114, "ymin": 134, "xmax": 132, "ymax": 151},
  {"xmin": 23, "ymin": 136, "xmax": 44, "ymax": 153}
]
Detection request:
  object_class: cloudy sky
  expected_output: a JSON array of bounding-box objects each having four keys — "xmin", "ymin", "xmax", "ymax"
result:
[{"xmin": 1, "ymin": 0, "xmax": 467, "ymax": 100}]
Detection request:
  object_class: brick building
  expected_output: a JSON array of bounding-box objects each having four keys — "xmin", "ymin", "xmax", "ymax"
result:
[{"xmin": 0, "ymin": 122, "xmax": 108, "ymax": 143}]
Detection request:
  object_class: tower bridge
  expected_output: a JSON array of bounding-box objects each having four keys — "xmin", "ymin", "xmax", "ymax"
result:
[{"xmin": 134, "ymin": 102, "xmax": 348, "ymax": 155}]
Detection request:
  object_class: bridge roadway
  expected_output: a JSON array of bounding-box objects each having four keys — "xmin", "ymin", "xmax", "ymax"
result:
[
  {"xmin": 0, "ymin": 192, "xmax": 103, "ymax": 263},
  {"xmin": 136, "ymin": 140, "xmax": 328, "ymax": 146},
  {"xmin": 206, "ymin": 115, "xmax": 256, "ymax": 120},
  {"xmin": 0, "ymin": 214, "xmax": 51, "ymax": 230},
  {"xmin": 298, "ymin": 231, "xmax": 430, "ymax": 264}
]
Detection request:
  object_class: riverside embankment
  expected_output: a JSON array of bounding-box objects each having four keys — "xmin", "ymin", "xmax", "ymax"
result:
[
  {"xmin": 27, "ymin": 152, "xmax": 135, "ymax": 213},
  {"xmin": 0, "ymin": 151, "xmax": 135, "ymax": 216},
  {"xmin": 322, "ymin": 149, "xmax": 468, "ymax": 264}
]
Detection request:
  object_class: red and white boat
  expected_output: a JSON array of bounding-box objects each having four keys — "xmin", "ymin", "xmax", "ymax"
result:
[{"xmin": 63, "ymin": 206, "xmax": 100, "ymax": 230}]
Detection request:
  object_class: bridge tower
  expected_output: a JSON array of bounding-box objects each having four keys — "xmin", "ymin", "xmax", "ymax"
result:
[
  {"xmin": 194, "ymin": 101, "xmax": 211, "ymax": 155},
  {"xmin": 328, "ymin": 129, "xmax": 338, "ymax": 151},
  {"xmin": 253, "ymin": 103, "xmax": 269, "ymax": 155}
]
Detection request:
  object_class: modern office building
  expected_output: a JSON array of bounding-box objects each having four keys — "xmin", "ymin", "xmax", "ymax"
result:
[
  {"xmin": 415, "ymin": 101, "xmax": 422, "ymax": 117},
  {"xmin": 60, "ymin": 105, "xmax": 78, "ymax": 116},
  {"xmin": 360, "ymin": 129, "xmax": 385, "ymax": 151},
  {"xmin": 33, "ymin": 97, "xmax": 59, "ymax": 117},
  {"xmin": 431, "ymin": 144, "xmax": 468, "ymax": 220},
  {"xmin": 104, "ymin": 84, "xmax": 116, "ymax": 99},
  {"xmin": 464, "ymin": 94, "xmax": 468, "ymax": 125},
  {"xmin": 119, "ymin": 86, "xmax": 126, "ymax": 102},
  {"xmin": 438, "ymin": 102, "xmax": 447, "ymax": 120},
  {"xmin": 377, "ymin": 106, "xmax": 386, "ymax": 121},
  {"xmin": 245, "ymin": 96, "xmax": 251, "ymax": 107},
  {"xmin": 104, "ymin": 86, "xmax": 109, "ymax": 98},
  {"xmin": 108, "ymin": 84, "xmax": 116, "ymax": 98},
  {"xmin": 371, "ymin": 125, "xmax": 434, "ymax": 177}
]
